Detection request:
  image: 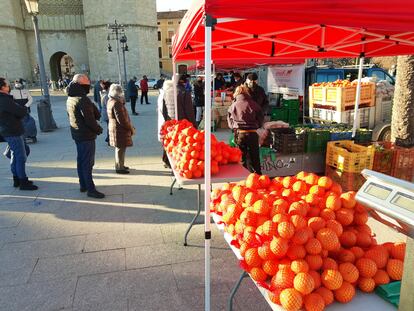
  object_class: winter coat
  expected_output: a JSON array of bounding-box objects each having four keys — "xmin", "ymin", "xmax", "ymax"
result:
[
  {"xmin": 228, "ymin": 93, "xmax": 264, "ymax": 130},
  {"xmin": 66, "ymin": 82, "xmax": 102, "ymax": 142},
  {"xmin": 248, "ymin": 84, "xmax": 269, "ymax": 111},
  {"xmin": 10, "ymin": 89, "xmax": 33, "ymax": 108},
  {"xmin": 127, "ymin": 80, "xmax": 138, "ymax": 97},
  {"xmin": 93, "ymin": 81, "xmax": 101, "ymax": 104},
  {"xmin": 140, "ymin": 79, "xmax": 149, "ymax": 92},
  {"xmin": 100, "ymin": 90, "xmax": 109, "ymax": 122},
  {"xmin": 193, "ymin": 81, "xmax": 205, "ymax": 107},
  {"xmin": 107, "ymin": 96, "xmax": 133, "ymax": 148},
  {"xmin": 0, "ymin": 92, "xmax": 27, "ymax": 137},
  {"xmin": 162, "ymin": 83, "xmax": 196, "ymax": 127}
]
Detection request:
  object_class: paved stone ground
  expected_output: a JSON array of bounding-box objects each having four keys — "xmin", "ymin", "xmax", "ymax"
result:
[{"xmin": 0, "ymin": 91, "xmax": 405, "ymax": 311}]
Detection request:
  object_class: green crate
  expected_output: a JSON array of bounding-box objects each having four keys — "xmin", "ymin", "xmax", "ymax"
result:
[
  {"xmin": 306, "ymin": 129, "xmax": 330, "ymax": 153},
  {"xmin": 271, "ymin": 107, "xmax": 289, "ymax": 122},
  {"xmin": 288, "ymin": 109, "xmax": 300, "ymax": 125},
  {"xmin": 282, "ymin": 99, "xmax": 300, "ymax": 110},
  {"xmin": 355, "ymin": 129, "xmax": 373, "ymax": 143}
]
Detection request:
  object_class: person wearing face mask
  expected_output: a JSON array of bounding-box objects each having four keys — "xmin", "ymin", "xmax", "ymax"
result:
[
  {"xmin": 245, "ymin": 73, "xmax": 269, "ymax": 113},
  {"xmin": 0, "ymin": 77, "xmax": 38, "ymax": 190},
  {"xmin": 66, "ymin": 74, "xmax": 104, "ymax": 199}
]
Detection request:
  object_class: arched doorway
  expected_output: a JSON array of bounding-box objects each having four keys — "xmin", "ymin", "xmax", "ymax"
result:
[{"xmin": 50, "ymin": 52, "xmax": 75, "ymax": 82}]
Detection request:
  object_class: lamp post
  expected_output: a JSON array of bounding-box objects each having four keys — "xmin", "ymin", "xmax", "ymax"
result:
[
  {"xmin": 107, "ymin": 20, "xmax": 127, "ymax": 86},
  {"xmin": 120, "ymin": 34, "xmax": 129, "ymax": 88},
  {"xmin": 24, "ymin": 0, "xmax": 57, "ymax": 131}
]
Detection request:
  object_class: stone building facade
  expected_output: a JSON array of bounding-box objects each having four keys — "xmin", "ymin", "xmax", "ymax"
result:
[{"xmin": 0, "ymin": 0, "xmax": 159, "ymax": 84}]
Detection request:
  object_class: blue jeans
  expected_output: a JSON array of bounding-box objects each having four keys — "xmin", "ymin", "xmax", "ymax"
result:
[
  {"xmin": 75, "ymin": 140, "xmax": 96, "ymax": 192},
  {"xmin": 4, "ymin": 136, "xmax": 27, "ymax": 179}
]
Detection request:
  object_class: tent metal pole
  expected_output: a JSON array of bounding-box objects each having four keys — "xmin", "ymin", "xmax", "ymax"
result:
[
  {"xmin": 352, "ymin": 56, "xmax": 364, "ymax": 137},
  {"xmin": 204, "ymin": 16, "xmax": 213, "ymax": 311},
  {"xmin": 172, "ymin": 61, "xmax": 178, "ymax": 119}
]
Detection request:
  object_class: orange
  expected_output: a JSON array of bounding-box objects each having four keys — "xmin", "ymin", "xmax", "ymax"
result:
[
  {"xmin": 339, "ymin": 263, "xmax": 359, "ymax": 283},
  {"xmin": 364, "ymin": 245, "xmax": 389, "ymax": 269},
  {"xmin": 273, "ymin": 213, "xmax": 290, "ymax": 224},
  {"xmin": 244, "ymin": 191, "xmax": 260, "ymax": 206},
  {"xmin": 280, "ymin": 288, "xmax": 303, "ymax": 311},
  {"xmin": 322, "ymin": 257, "xmax": 339, "ymax": 271},
  {"xmin": 278, "ymin": 221, "xmax": 295, "ymax": 239},
  {"xmin": 263, "ymin": 260, "xmax": 279, "ymax": 276},
  {"xmin": 325, "ymin": 220, "xmax": 343, "ymax": 237},
  {"xmin": 353, "ymin": 211, "xmax": 369, "ymax": 225},
  {"xmin": 316, "ymin": 228, "xmax": 340, "ymax": 251},
  {"xmin": 339, "ymin": 231, "xmax": 357, "ymax": 248},
  {"xmin": 253, "ymin": 199, "xmax": 271, "ymax": 216},
  {"xmin": 261, "ymin": 220, "xmax": 278, "ymax": 238},
  {"xmin": 296, "ymin": 171, "xmax": 309, "ymax": 181},
  {"xmin": 340, "ymin": 191, "xmax": 356, "ymax": 209},
  {"xmin": 350, "ymin": 246, "xmax": 365, "ymax": 260},
  {"xmin": 356, "ymin": 232, "xmax": 372, "ymax": 248},
  {"xmin": 305, "ymin": 238, "xmax": 322, "ymax": 255},
  {"xmin": 239, "ymin": 242, "xmax": 249, "ymax": 257},
  {"xmin": 293, "ymin": 228, "xmax": 311, "ymax": 245},
  {"xmin": 373, "ymin": 269, "xmax": 390, "ymax": 285},
  {"xmin": 356, "ymin": 258, "xmax": 378, "ymax": 278},
  {"xmin": 337, "ymin": 249, "xmax": 356, "ymax": 263},
  {"xmin": 273, "ymin": 268, "xmax": 295, "ymax": 289},
  {"xmin": 291, "ymin": 259, "xmax": 310, "ymax": 274},
  {"xmin": 305, "ymin": 173, "xmax": 319, "ymax": 186},
  {"xmin": 258, "ymin": 174, "xmax": 271, "ymax": 188},
  {"xmin": 270, "ymin": 237, "xmax": 289, "ymax": 258},
  {"xmin": 358, "ymin": 277, "xmax": 376, "ymax": 292},
  {"xmin": 391, "ymin": 242, "xmax": 406, "ymax": 260},
  {"xmin": 244, "ymin": 248, "xmax": 262, "ymax": 268},
  {"xmin": 294, "ymin": 272, "xmax": 315, "ymax": 295},
  {"xmin": 305, "ymin": 193, "xmax": 322, "ymax": 206},
  {"xmin": 232, "ymin": 185, "xmax": 247, "ymax": 203},
  {"xmin": 309, "ymin": 185, "xmax": 326, "ymax": 197},
  {"xmin": 309, "ymin": 270, "xmax": 321, "ymax": 289},
  {"xmin": 250, "ymin": 267, "xmax": 268, "ymax": 282},
  {"xmin": 334, "ymin": 281, "xmax": 355, "ymax": 303},
  {"xmin": 289, "ymin": 201, "xmax": 308, "ymax": 217},
  {"xmin": 335, "ymin": 208, "xmax": 354, "ymax": 226},
  {"xmin": 271, "ymin": 199, "xmax": 289, "ymax": 216},
  {"xmin": 318, "ymin": 176, "xmax": 333, "ymax": 189},
  {"xmin": 315, "ymin": 287, "xmax": 334, "ymax": 306},
  {"xmin": 387, "ymin": 259, "xmax": 404, "ymax": 280},
  {"xmin": 325, "ymin": 195, "xmax": 341, "ymax": 210},
  {"xmin": 303, "ymin": 293, "xmax": 325, "ymax": 311},
  {"xmin": 308, "ymin": 217, "xmax": 326, "ymax": 233},
  {"xmin": 258, "ymin": 242, "xmax": 276, "ymax": 261},
  {"xmin": 292, "ymin": 181, "xmax": 307, "ymax": 194},
  {"xmin": 245, "ymin": 173, "xmax": 260, "ymax": 190},
  {"xmin": 307, "ymin": 207, "xmax": 320, "ymax": 218},
  {"xmin": 282, "ymin": 176, "xmax": 297, "ymax": 189},
  {"xmin": 306, "ymin": 255, "xmax": 323, "ymax": 271},
  {"xmin": 321, "ymin": 269, "xmax": 343, "ymax": 290},
  {"xmin": 282, "ymin": 189, "xmax": 296, "ymax": 200},
  {"xmin": 320, "ymin": 208, "xmax": 336, "ymax": 221},
  {"xmin": 268, "ymin": 288, "xmax": 282, "ymax": 304},
  {"xmin": 287, "ymin": 244, "xmax": 307, "ymax": 260},
  {"xmin": 330, "ymin": 182, "xmax": 343, "ymax": 195},
  {"xmin": 290, "ymin": 215, "xmax": 307, "ymax": 229},
  {"xmin": 239, "ymin": 210, "xmax": 258, "ymax": 227}
]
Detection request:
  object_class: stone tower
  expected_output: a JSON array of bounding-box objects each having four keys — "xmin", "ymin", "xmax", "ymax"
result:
[
  {"xmin": 82, "ymin": 0, "xmax": 160, "ymax": 82},
  {"xmin": 0, "ymin": 0, "xmax": 31, "ymax": 81}
]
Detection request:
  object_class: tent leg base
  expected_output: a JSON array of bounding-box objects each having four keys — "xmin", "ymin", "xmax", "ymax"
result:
[{"xmin": 228, "ymin": 271, "xmax": 248, "ymax": 311}]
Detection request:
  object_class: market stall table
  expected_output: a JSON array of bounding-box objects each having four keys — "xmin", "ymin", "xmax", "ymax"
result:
[
  {"xmin": 211, "ymin": 213, "xmax": 396, "ymax": 311},
  {"xmin": 167, "ymin": 152, "xmax": 250, "ymax": 245}
]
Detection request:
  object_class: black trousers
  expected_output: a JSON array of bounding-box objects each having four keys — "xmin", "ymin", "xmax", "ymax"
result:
[
  {"xmin": 141, "ymin": 91, "xmax": 148, "ymax": 104},
  {"xmin": 235, "ymin": 131, "xmax": 262, "ymax": 175},
  {"xmin": 130, "ymin": 96, "xmax": 137, "ymax": 113}
]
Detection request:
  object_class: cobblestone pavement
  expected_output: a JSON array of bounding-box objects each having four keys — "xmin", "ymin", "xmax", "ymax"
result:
[{"xmin": 0, "ymin": 92, "xmax": 404, "ymax": 311}]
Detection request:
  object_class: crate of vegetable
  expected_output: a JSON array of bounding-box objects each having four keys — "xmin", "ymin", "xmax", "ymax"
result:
[
  {"xmin": 296, "ymin": 127, "xmax": 330, "ymax": 153},
  {"xmin": 372, "ymin": 142, "xmax": 394, "ymax": 176},
  {"xmin": 329, "ymin": 128, "xmax": 353, "ymax": 141},
  {"xmin": 354, "ymin": 129, "xmax": 373, "ymax": 143},
  {"xmin": 392, "ymin": 145, "xmax": 414, "ymax": 182},
  {"xmin": 326, "ymin": 140, "xmax": 375, "ymax": 173},
  {"xmin": 325, "ymin": 165, "xmax": 366, "ymax": 191},
  {"xmin": 271, "ymin": 127, "xmax": 305, "ymax": 154}
]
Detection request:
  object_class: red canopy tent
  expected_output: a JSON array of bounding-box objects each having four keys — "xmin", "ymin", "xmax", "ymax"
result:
[
  {"xmin": 187, "ymin": 58, "xmax": 305, "ymax": 71},
  {"xmin": 172, "ymin": 2, "xmax": 414, "ymax": 310}
]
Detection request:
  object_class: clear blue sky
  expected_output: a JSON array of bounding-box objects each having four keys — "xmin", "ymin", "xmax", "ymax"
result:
[{"xmin": 156, "ymin": 0, "xmax": 191, "ymax": 12}]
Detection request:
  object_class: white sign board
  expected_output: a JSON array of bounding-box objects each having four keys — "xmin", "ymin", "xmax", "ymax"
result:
[{"xmin": 267, "ymin": 64, "xmax": 305, "ymax": 96}]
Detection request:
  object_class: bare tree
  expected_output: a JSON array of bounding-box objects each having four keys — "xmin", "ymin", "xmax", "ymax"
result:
[{"xmin": 391, "ymin": 55, "xmax": 414, "ymax": 146}]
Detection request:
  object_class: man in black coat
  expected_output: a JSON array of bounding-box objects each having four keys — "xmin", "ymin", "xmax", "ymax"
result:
[
  {"xmin": 127, "ymin": 77, "xmax": 139, "ymax": 115},
  {"xmin": 0, "ymin": 77, "xmax": 38, "ymax": 190},
  {"xmin": 245, "ymin": 73, "xmax": 269, "ymax": 114},
  {"xmin": 66, "ymin": 74, "xmax": 104, "ymax": 199}
]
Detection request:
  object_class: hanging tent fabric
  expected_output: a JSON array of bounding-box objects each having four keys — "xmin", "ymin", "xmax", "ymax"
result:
[
  {"xmin": 187, "ymin": 58, "xmax": 305, "ymax": 71},
  {"xmin": 172, "ymin": 1, "xmax": 414, "ymax": 310}
]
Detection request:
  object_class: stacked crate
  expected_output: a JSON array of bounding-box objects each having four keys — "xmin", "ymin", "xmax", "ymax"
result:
[{"xmin": 270, "ymin": 99, "xmax": 300, "ymax": 125}]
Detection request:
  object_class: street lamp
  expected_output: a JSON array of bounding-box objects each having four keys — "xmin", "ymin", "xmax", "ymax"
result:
[
  {"xmin": 24, "ymin": 0, "xmax": 57, "ymax": 131},
  {"xmin": 120, "ymin": 34, "xmax": 129, "ymax": 88},
  {"xmin": 107, "ymin": 20, "xmax": 128, "ymax": 87}
]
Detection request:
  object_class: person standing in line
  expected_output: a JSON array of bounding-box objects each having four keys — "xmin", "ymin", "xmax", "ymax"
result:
[
  {"xmin": 233, "ymin": 72, "xmax": 243, "ymax": 88},
  {"xmin": 127, "ymin": 76, "xmax": 139, "ymax": 115},
  {"xmin": 193, "ymin": 76, "xmax": 205, "ymax": 128},
  {"xmin": 228, "ymin": 85, "xmax": 264, "ymax": 175},
  {"xmin": 245, "ymin": 73, "xmax": 269, "ymax": 113},
  {"xmin": 140, "ymin": 75, "xmax": 150, "ymax": 105},
  {"xmin": 66, "ymin": 74, "xmax": 104, "ymax": 199},
  {"xmin": 156, "ymin": 75, "xmax": 165, "ymax": 91},
  {"xmin": 107, "ymin": 84, "xmax": 134, "ymax": 174},
  {"xmin": 214, "ymin": 73, "xmax": 226, "ymax": 91},
  {"xmin": 0, "ymin": 77, "xmax": 38, "ymax": 190},
  {"xmin": 100, "ymin": 81, "xmax": 112, "ymax": 145},
  {"xmin": 93, "ymin": 79, "xmax": 103, "ymax": 112}
]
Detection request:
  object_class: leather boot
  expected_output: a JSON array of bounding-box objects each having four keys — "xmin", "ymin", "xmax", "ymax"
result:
[{"xmin": 19, "ymin": 178, "xmax": 38, "ymax": 191}]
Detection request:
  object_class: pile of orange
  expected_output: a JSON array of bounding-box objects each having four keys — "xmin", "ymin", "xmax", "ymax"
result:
[
  {"xmin": 210, "ymin": 172, "xmax": 406, "ymax": 311},
  {"xmin": 161, "ymin": 119, "xmax": 241, "ymax": 179}
]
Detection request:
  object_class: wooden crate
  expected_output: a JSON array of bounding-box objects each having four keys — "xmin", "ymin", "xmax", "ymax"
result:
[
  {"xmin": 309, "ymin": 83, "xmax": 375, "ymax": 111},
  {"xmin": 325, "ymin": 165, "xmax": 366, "ymax": 192}
]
